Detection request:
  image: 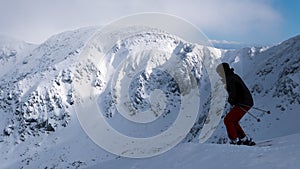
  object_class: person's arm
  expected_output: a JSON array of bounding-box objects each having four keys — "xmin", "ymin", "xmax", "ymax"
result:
[{"xmin": 226, "ymin": 76, "xmax": 238, "ymax": 105}]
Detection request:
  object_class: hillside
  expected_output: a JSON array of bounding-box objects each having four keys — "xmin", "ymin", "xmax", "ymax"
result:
[
  {"xmin": 207, "ymin": 35, "xmax": 300, "ymax": 143},
  {"xmin": 0, "ymin": 35, "xmax": 37, "ymax": 77},
  {"xmin": 0, "ymin": 27, "xmax": 299, "ymax": 168},
  {"xmin": 91, "ymin": 133, "xmax": 300, "ymax": 169}
]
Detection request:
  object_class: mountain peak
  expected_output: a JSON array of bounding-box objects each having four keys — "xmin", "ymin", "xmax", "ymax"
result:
[{"xmin": 0, "ymin": 27, "xmax": 299, "ymax": 168}]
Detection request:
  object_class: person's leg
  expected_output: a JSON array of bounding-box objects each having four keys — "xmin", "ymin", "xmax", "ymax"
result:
[
  {"xmin": 224, "ymin": 106, "xmax": 249, "ymax": 140},
  {"xmin": 234, "ymin": 107, "xmax": 249, "ymax": 139},
  {"xmin": 235, "ymin": 106, "xmax": 250, "ymax": 139}
]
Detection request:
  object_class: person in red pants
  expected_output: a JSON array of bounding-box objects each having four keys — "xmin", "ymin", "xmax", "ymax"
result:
[{"xmin": 216, "ymin": 63, "xmax": 256, "ymax": 146}]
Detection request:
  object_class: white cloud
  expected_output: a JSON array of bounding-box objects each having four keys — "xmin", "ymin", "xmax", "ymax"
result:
[
  {"xmin": 161, "ymin": 0, "xmax": 282, "ymax": 42},
  {"xmin": 0, "ymin": 0, "xmax": 282, "ymax": 44}
]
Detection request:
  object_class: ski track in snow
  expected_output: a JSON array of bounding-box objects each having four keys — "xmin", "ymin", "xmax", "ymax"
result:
[{"xmin": 0, "ymin": 27, "xmax": 299, "ymax": 168}]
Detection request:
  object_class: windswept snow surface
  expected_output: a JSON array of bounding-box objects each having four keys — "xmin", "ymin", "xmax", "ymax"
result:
[
  {"xmin": 0, "ymin": 25, "xmax": 299, "ymax": 169},
  {"xmin": 90, "ymin": 133, "xmax": 300, "ymax": 169}
]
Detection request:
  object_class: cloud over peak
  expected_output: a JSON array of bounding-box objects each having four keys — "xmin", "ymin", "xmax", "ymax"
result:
[{"xmin": 0, "ymin": 0, "xmax": 282, "ymax": 44}]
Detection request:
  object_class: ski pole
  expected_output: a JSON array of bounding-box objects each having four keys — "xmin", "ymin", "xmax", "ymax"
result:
[
  {"xmin": 240, "ymin": 106, "xmax": 261, "ymax": 122},
  {"xmin": 251, "ymin": 107, "xmax": 271, "ymax": 114},
  {"xmin": 238, "ymin": 104, "xmax": 271, "ymax": 114},
  {"xmin": 247, "ymin": 111, "xmax": 261, "ymax": 122}
]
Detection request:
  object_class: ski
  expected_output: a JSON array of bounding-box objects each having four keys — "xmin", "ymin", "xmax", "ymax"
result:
[{"xmin": 255, "ymin": 140, "xmax": 273, "ymax": 147}]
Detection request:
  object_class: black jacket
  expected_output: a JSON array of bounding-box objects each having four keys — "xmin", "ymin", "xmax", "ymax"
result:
[{"xmin": 224, "ymin": 71, "xmax": 254, "ymax": 107}]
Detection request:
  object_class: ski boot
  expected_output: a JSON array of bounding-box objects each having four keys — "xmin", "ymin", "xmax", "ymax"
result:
[{"xmin": 240, "ymin": 137, "xmax": 256, "ymax": 146}]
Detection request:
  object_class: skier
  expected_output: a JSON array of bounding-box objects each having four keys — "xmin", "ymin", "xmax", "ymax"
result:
[{"xmin": 216, "ymin": 63, "xmax": 256, "ymax": 146}]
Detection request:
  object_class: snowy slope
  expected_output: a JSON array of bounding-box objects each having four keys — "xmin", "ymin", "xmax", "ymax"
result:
[
  {"xmin": 90, "ymin": 133, "xmax": 300, "ymax": 169},
  {"xmin": 0, "ymin": 35, "xmax": 37, "ymax": 77},
  {"xmin": 0, "ymin": 27, "xmax": 98, "ymax": 138},
  {"xmin": 202, "ymin": 36, "xmax": 300, "ymax": 144},
  {"xmin": 0, "ymin": 27, "xmax": 116, "ymax": 169},
  {"xmin": 0, "ymin": 26, "xmax": 299, "ymax": 169}
]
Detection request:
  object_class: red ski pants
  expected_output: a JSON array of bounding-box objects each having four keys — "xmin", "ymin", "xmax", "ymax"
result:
[{"xmin": 224, "ymin": 106, "xmax": 250, "ymax": 140}]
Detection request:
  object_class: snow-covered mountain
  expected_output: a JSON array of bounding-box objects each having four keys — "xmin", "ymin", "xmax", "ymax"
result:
[
  {"xmin": 0, "ymin": 27, "xmax": 299, "ymax": 168},
  {"xmin": 0, "ymin": 35, "xmax": 37, "ymax": 77},
  {"xmin": 209, "ymin": 39, "xmax": 263, "ymax": 50},
  {"xmin": 203, "ymin": 35, "xmax": 300, "ymax": 144}
]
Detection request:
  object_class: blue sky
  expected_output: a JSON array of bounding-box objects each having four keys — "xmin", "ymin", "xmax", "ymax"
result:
[
  {"xmin": 202, "ymin": 0, "xmax": 300, "ymax": 45},
  {"xmin": 271, "ymin": 0, "xmax": 300, "ymax": 42},
  {"xmin": 0, "ymin": 0, "xmax": 299, "ymax": 45}
]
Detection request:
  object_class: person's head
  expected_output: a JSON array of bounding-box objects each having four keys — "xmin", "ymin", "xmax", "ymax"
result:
[{"xmin": 216, "ymin": 62, "xmax": 233, "ymax": 78}]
